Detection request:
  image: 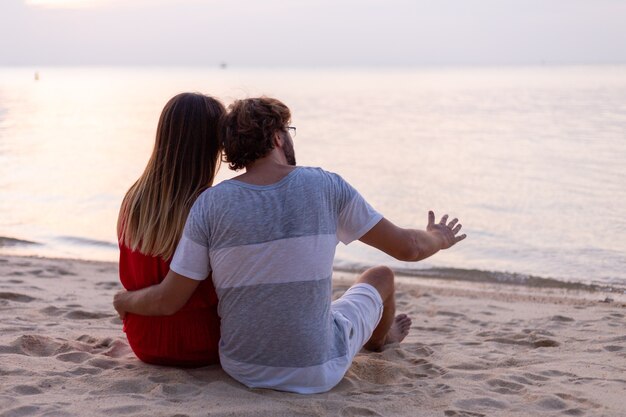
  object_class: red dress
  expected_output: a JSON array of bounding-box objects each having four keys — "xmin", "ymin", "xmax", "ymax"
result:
[{"xmin": 119, "ymin": 244, "xmax": 220, "ymax": 367}]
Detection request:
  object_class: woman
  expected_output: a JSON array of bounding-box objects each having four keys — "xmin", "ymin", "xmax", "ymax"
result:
[{"xmin": 117, "ymin": 92, "xmax": 224, "ymax": 367}]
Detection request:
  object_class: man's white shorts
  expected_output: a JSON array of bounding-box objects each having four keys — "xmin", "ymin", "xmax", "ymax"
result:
[{"xmin": 331, "ymin": 283, "xmax": 384, "ymax": 359}]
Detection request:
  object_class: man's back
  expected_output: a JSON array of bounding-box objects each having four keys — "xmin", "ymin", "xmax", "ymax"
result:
[
  {"xmin": 113, "ymin": 96, "xmax": 464, "ymax": 394},
  {"xmin": 171, "ymin": 167, "xmax": 382, "ymax": 393}
]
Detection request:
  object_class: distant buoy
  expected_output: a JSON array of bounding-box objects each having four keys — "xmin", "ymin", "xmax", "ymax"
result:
[
  {"xmin": 34, "ymin": 71, "xmax": 40, "ymax": 81},
  {"xmin": 220, "ymin": 62, "xmax": 227, "ymax": 70}
]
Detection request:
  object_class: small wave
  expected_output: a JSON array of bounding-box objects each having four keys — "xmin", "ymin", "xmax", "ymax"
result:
[
  {"xmin": 333, "ymin": 262, "xmax": 625, "ymax": 293},
  {"xmin": 0, "ymin": 236, "xmax": 40, "ymax": 247},
  {"xmin": 56, "ymin": 236, "xmax": 118, "ymax": 249}
]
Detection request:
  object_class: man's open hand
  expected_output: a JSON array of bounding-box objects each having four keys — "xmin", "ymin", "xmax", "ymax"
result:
[{"xmin": 427, "ymin": 211, "xmax": 466, "ymax": 250}]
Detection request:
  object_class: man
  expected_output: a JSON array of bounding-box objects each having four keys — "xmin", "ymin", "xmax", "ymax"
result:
[{"xmin": 114, "ymin": 97, "xmax": 466, "ymax": 394}]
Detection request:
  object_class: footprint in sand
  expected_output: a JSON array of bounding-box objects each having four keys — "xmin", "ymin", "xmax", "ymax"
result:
[
  {"xmin": 157, "ymin": 383, "xmax": 201, "ymax": 397},
  {"xmin": 100, "ymin": 339, "xmax": 131, "ymax": 358},
  {"xmin": 340, "ymin": 406, "xmax": 382, "ymax": 416},
  {"xmin": 412, "ymin": 344, "xmax": 434, "ymax": 357},
  {"xmin": 444, "ymin": 410, "xmax": 485, "ymax": 417},
  {"xmin": 11, "ymin": 385, "xmax": 43, "ymax": 395},
  {"xmin": 522, "ymin": 372, "xmax": 549, "ymax": 382},
  {"xmin": 86, "ymin": 358, "xmax": 119, "ymax": 369},
  {"xmin": 0, "ymin": 335, "xmax": 61, "ymax": 356},
  {"xmin": 0, "ymin": 292, "xmax": 37, "ymax": 303},
  {"xmin": 534, "ymin": 395, "xmax": 569, "ymax": 411},
  {"xmin": 486, "ymin": 378, "xmax": 526, "ymax": 395},
  {"xmin": 430, "ymin": 383, "xmax": 455, "ymax": 398},
  {"xmin": 522, "ymin": 328, "xmax": 555, "ymax": 337},
  {"xmin": 28, "ymin": 267, "xmax": 75, "ymax": 278},
  {"xmin": 453, "ymin": 397, "xmax": 509, "ymax": 412},
  {"xmin": 555, "ymin": 393, "xmax": 601, "ymax": 411},
  {"xmin": 74, "ymin": 335, "xmax": 130, "ymax": 358},
  {"xmin": 437, "ymin": 311, "xmax": 466, "ymax": 318},
  {"xmin": 481, "ymin": 330, "xmax": 560, "ymax": 348},
  {"xmin": 448, "ymin": 362, "xmax": 488, "ymax": 371},
  {"xmin": 64, "ymin": 310, "xmax": 113, "ymax": 320},
  {"xmin": 76, "ymin": 334, "xmax": 98, "ymax": 344},
  {"xmin": 68, "ymin": 366, "xmax": 103, "ymax": 376},
  {"xmin": 539, "ymin": 369, "xmax": 578, "ymax": 378},
  {"xmin": 56, "ymin": 351, "xmax": 92, "ymax": 363},
  {"xmin": 89, "ymin": 379, "xmax": 153, "ymax": 395},
  {"xmin": 96, "ymin": 281, "xmax": 120, "ymax": 290},
  {"xmin": 100, "ymin": 405, "xmax": 144, "ymax": 415},
  {"xmin": 1, "ymin": 405, "xmax": 40, "ymax": 417},
  {"xmin": 551, "ymin": 315, "xmax": 575, "ymax": 322},
  {"xmin": 408, "ymin": 358, "xmax": 447, "ymax": 378},
  {"xmin": 349, "ymin": 357, "xmax": 416, "ymax": 384},
  {"xmin": 414, "ymin": 325, "xmax": 454, "ymax": 334},
  {"xmin": 508, "ymin": 374, "xmax": 538, "ymax": 386},
  {"xmin": 39, "ymin": 306, "xmax": 65, "ymax": 317},
  {"xmin": 533, "ymin": 394, "xmax": 595, "ymax": 416}
]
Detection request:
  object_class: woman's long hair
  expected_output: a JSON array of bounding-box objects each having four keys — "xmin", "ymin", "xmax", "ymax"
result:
[{"xmin": 117, "ymin": 93, "xmax": 225, "ymax": 259}]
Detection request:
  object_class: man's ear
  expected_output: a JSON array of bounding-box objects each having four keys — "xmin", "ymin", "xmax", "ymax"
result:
[{"xmin": 273, "ymin": 131, "xmax": 284, "ymax": 148}]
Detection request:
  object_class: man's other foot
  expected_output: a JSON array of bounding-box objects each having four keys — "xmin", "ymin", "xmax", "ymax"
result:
[{"xmin": 384, "ymin": 314, "xmax": 412, "ymax": 345}]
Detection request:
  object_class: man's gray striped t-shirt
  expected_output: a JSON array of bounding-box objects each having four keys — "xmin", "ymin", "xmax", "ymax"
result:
[{"xmin": 170, "ymin": 167, "xmax": 382, "ymax": 393}]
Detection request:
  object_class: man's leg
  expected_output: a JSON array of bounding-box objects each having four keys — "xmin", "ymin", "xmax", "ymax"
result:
[{"xmin": 355, "ymin": 266, "xmax": 412, "ymax": 351}]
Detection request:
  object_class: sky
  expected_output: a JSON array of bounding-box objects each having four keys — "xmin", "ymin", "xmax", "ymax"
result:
[{"xmin": 1, "ymin": 0, "xmax": 625, "ymax": 67}]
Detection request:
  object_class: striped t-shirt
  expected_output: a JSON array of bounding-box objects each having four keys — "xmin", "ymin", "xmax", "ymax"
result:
[{"xmin": 170, "ymin": 167, "xmax": 382, "ymax": 393}]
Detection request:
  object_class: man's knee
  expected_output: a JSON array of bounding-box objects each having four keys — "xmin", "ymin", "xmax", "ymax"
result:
[{"xmin": 357, "ymin": 265, "xmax": 394, "ymax": 300}]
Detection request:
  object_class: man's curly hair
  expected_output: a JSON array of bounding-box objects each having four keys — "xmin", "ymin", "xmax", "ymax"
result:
[{"xmin": 221, "ymin": 97, "xmax": 291, "ymax": 171}]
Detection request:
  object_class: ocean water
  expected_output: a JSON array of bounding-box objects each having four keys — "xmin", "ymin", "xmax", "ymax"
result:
[{"xmin": 1, "ymin": 66, "xmax": 625, "ymax": 290}]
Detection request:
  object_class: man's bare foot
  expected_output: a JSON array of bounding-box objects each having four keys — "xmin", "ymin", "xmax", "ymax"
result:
[{"xmin": 384, "ymin": 314, "xmax": 412, "ymax": 345}]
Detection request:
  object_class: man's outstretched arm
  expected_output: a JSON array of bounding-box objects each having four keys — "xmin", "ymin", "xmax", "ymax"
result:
[
  {"xmin": 359, "ymin": 211, "xmax": 466, "ymax": 262},
  {"xmin": 113, "ymin": 270, "xmax": 201, "ymax": 319}
]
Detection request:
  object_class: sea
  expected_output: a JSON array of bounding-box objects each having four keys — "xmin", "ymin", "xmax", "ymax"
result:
[{"xmin": 1, "ymin": 65, "xmax": 625, "ymax": 291}]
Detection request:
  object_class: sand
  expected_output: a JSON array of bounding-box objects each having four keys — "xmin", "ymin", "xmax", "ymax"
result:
[{"xmin": 0, "ymin": 255, "xmax": 624, "ymax": 417}]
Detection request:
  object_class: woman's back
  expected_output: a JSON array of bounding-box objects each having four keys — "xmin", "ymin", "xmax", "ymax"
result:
[
  {"xmin": 117, "ymin": 92, "xmax": 224, "ymax": 367},
  {"xmin": 119, "ymin": 244, "xmax": 220, "ymax": 367}
]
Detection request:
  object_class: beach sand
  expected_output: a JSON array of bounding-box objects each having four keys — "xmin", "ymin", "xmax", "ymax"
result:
[{"xmin": 0, "ymin": 255, "xmax": 624, "ymax": 417}]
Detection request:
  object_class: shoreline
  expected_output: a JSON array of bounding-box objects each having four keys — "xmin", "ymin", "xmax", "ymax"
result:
[
  {"xmin": 2, "ymin": 247, "xmax": 625, "ymax": 295},
  {"xmin": 1, "ymin": 254, "xmax": 625, "ymax": 416},
  {"xmin": 2, "ymin": 250, "xmax": 624, "ymax": 303}
]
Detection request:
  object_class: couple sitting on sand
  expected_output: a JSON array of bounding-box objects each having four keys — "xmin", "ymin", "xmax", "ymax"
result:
[{"xmin": 113, "ymin": 93, "xmax": 466, "ymax": 394}]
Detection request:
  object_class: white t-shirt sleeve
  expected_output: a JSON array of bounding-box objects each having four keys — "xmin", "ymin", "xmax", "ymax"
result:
[
  {"xmin": 170, "ymin": 198, "xmax": 211, "ymax": 281},
  {"xmin": 334, "ymin": 176, "xmax": 383, "ymax": 245}
]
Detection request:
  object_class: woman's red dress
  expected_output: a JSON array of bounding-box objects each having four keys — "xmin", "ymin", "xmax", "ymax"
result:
[{"xmin": 118, "ymin": 244, "xmax": 220, "ymax": 367}]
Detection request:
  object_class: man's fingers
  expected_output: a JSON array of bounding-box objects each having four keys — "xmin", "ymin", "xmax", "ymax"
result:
[
  {"xmin": 448, "ymin": 218, "xmax": 458, "ymax": 229},
  {"xmin": 428, "ymin": 211, "xmax": 435, "ymax": 227},
  {"xmin": 455, "ymin": 234, "xmax": 467, "ymax": 243},
  {"xmin": 452, "ymin": 224, "xmax": 462, "ymax": 234},
  {"xmin": 439, "ymin": 214, "xmax": 448, "ymax": 225}
]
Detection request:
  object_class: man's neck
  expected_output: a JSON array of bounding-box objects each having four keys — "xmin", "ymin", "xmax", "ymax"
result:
[{"xmin": 232, "ymin": 150, "xmax": 296, "ymax": 186}]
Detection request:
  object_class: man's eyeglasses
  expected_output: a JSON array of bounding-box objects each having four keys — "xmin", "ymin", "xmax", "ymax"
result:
[{"xmin": 286, "ymin": 126, "xmax": 296, "ymax": 137}]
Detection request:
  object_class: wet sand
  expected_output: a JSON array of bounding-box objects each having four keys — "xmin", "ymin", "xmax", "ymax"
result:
[{"xmin": 0, "ymin": 255, "xmax": 624, "ymax": 417}]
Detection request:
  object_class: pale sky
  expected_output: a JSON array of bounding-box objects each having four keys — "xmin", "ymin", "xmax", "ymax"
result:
[{"xmin": 1, "ymin": 0, "xmax": 625, "ymax": 66}]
